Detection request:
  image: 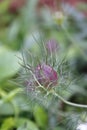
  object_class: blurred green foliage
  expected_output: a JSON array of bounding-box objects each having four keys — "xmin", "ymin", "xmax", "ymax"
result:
[{"xmin": 0, "ymin": 0, "xmax": 87, "ymax": 130}]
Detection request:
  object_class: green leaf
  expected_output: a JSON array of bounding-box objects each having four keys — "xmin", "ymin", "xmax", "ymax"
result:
[
  {"xmin": 54, "ymin": 127, "xmax": 64, "ymax": 130},
  {"xmin": 0, "ymin": 0, "xmax": 10, "ymax": 14},
  {"xmin": 1, "ymin": 117, "xmax": 39, "ymax": 130},
  {"xmin": 0, "ymin": 46, "xmax": 21, "ymax": 82},
  {"xmin": 34, "ymin": 106, "xmax": 48, "ymax": 128},
  {"xmin": 0, "ymin": 102, "xmax": 14, "ymax": 115},
  {"xmin": 1, "ymin": 118, "xmax": 15, "ymax": 130},
  {"xmin": 16, "ymin": 118, "xmax": 39, "ymax": 130}
]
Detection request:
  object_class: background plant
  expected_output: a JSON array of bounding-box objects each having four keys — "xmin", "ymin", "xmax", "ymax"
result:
[{"xmin": 0, "ymin": 0, "xmax": 87, "ymax": 130}]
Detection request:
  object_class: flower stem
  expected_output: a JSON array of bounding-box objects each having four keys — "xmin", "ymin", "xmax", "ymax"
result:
[{"xmin": 53, "ymin": 91, "xmax": 87, "ymax": 108}]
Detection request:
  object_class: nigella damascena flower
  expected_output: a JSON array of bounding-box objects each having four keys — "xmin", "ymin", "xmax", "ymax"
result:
[
  {"xmin": 35, "ymin": 64, "xmax": 58, "ymax": 88},
  {"xmin": 46, "ymin": 39, "xmax": 58, "ymax": 53},
  {"xmin": 24, "ymin": 38, "xmax": 60, "ymax": 93}
]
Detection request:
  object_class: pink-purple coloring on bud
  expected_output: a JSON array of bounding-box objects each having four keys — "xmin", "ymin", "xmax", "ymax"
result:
[
  {"xmin": 46, "ymin": 39, "xmax": 58, "ymax": 53},
  {"xmin": 35, "ymin": 64, "xmax": 58, "ymax": 88}
]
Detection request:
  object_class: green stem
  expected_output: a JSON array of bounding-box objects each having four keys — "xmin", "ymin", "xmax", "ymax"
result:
[
  {"xmin": 0, "ymin": 88, "xmax": 22, "ymax": 105},
  {"xmin": 53, "ymin": 91, "xmax": 87, "ymax": 108},
  {"xmin": 0, "ymin": 88, "xmax": 7, "ymax": 97},
  {"xmin": 11, "ymin": 101, "xmax": 19, "ymax": 118}
]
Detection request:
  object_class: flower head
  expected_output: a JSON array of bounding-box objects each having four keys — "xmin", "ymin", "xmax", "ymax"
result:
[{"xmin": 35, "ymin": 63, "xmax": 58, "ymax": 88}]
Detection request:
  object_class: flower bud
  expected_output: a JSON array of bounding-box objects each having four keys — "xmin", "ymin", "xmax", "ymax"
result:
[
  {"xmin": 53, "ymin": 11, "xmax": 64, "ymax": 25},
  {"xmin": 35, "ymin": 64, "xmax": 58, "ymax": 88},
  {"xmin": 46, "ymin": 39, "xmax": 58, "ymax": 53}
]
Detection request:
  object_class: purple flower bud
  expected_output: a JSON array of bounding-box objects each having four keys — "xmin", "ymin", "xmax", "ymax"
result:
[
  {"xmin": 46, "ymin": 39, "xmax": 58, "ymax": 53},
  {"xmin": 35, "ymin": 64, "xmax": 58, "ymax": 88}
]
